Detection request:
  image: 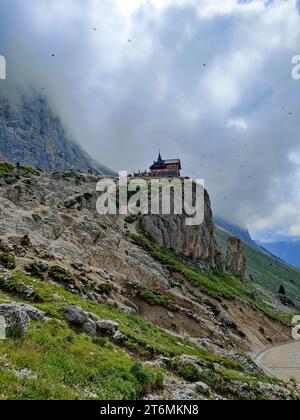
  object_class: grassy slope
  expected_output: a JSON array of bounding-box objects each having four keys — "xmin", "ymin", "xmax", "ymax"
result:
[
  {"xmin": 0, "ymin": 270, "xmax": 288, "ymax": 400},
  {"xmin": 132, "ymin": 232, "xmax": 293, "ymax": 325},
  {"xmin": 217, "ymin": 227, "xmax": 300, "ymax": 307}
]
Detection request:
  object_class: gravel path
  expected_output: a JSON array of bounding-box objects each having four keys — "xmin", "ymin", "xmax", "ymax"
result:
[{"xmin": 254, "ymin": 340, "xmax": 300, "ymax": 386}]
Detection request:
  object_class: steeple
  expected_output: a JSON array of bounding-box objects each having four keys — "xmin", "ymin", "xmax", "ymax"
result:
[{"xmin": 157, "ymin": 150, "xmax": 163, "ymax": 163}]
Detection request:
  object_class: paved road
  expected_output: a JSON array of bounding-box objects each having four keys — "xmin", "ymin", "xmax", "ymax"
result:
[{"xmin": 254, "ymin": 340, "xmax": 300, "ymax": 386}]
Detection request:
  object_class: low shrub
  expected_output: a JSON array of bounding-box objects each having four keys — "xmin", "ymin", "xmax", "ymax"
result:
[
  {"xmin": 97, "ymin": 283, "xmax": 113, "ymax": 295},
  {"xmin": 131, "ymin": 283, "xmax": 177, "ymax": 311},
  {"xmin": 130, "ymin": 362, "xmax": 163, "ymax": 393},
  {"xmin": 49, "ymin": 266, "xmax": 75, "ymax": 284},
  {"xmin": 26, "ymin": 260, "xmax": 48, "ymax": 280},
  {"xmin": 0, "ymin": 252, "xmax": 16, "ymax": 269}
]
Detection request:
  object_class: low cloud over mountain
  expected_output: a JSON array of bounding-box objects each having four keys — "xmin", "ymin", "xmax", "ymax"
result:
[{"xmin": 1, "ymin": 0, "xmax": 300, "ymax": 240}]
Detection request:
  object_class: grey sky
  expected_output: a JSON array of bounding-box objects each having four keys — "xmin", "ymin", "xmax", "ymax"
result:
[{"xmin": 0, "ymin": 0, "xmax": 300, "ymax": 241}]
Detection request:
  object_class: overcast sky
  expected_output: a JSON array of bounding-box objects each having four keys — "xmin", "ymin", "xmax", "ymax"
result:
[{"xmin": 1, "ymin": 0, "xmax": 300, "ymax": 242}]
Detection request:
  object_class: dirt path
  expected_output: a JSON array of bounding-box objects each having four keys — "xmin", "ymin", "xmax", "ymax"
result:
[{"xmin": 254, "ymin": 340, "xmax": 300, "ymax": 386}]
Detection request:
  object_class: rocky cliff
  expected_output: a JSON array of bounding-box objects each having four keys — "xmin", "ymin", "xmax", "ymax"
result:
[
  {"xmin": 0, "ymin": 95, "xmax": 114, "ymax": 175},
  {"xmin": 141, "ymin": 189, "xmax": 225, "ymax": 272}
]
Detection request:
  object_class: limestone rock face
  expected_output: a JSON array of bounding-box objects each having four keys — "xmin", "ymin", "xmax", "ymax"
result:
[
  {"xmin": 141, "ymin": 190, "xmax": 225, "ymax": 271},
  {"xmin": 226, "ymin": 237, "xmax": 247, "ymax": 281},
  {"xmin": 0, "ymin": 96, "xmax": 114, "ymax": 175}
]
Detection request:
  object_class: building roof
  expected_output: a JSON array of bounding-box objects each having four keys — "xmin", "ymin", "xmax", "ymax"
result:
[
  {"xmin": 164, "ymin": 159, "xmax": 181, "ymax": 165},
  {"xmin": 150, "ymin": 153, "xmax": 182, "ymax": 171}
]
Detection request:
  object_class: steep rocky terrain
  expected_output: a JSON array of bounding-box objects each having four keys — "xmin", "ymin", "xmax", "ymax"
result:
[
  {"xmin": 0, "ymin": 164, "xmax": 298, "ymax": 400},
  {"xmin": 141, "ymin": 190, "xmax": 225, "ymax": 272},
  {"xmin": 0, "ymin": 95, "xmax": 114, "ymax": 175},
  {"xmin": 217, "ymin": 225, "xmax": 300, "ymax": 308}
]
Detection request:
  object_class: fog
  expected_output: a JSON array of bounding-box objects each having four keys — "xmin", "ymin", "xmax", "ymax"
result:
[{"xmin": 1, "ymin": 0, "xmax": 300, "ymax": 241}]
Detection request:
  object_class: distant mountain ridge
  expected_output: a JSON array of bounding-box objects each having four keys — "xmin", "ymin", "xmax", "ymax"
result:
[
  {"xmin": 214, "ymin": 216, "xmax": 257, "ymax": 248},
  {"xmin": 215, "ymin": 216, "xmax": 300, "ymax": 306},
  {"xmin": 0, "ymin": 95, "xmax": 115, "ymax": 175},
  {"xmin": 258, "ymin": 240, "xmax": 300, "ymax": 269}
]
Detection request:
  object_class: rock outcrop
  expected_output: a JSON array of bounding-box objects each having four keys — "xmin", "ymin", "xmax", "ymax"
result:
[
  {"xmin": 226, "ymin": 236, "xmax": 248, "ymax": 281},
  {"xmin": 141, "ymin": 189, "xmax": 225, "ymax": 271}
]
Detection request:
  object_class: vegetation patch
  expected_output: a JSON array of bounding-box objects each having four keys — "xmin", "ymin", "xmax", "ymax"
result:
[
  {"xmin": 48, "ymin": 266, "xmax": 75, "ymax": 284},
  {"xmin": 26, "ymin": 261, "xmax": 48, "ymax": 280},
  {"xmin": 124, "ymin": 215, "xmax": 138, "ymax": 225},
  {"xmin": 20, "ymin": 166, "xmax": 41, "ymax": 176},
  {"xmin": 97, "ymin": 283, "xmax": 113, "ymax": 296},
  {"xmin": 130, "ymin": 282, "xmax": 178, "ymax": 312},
  {"xmin": 32, "ymin": 214, "xmax": 42, "ymax": 223},
  {"xmin": 20, "ymin": 235, "xmax": 31, "ymax": 248},
  {"xmin": 0, "ymin": 270, "xmax": 291, "ymax": 400},
  {"xmin": 0, "ymin": 274, "xmax": 42, "ymax": 302},
  {"xmin": 0, "ymin": 162, "xmax": 15, "ymax": 178},
  {"xmin": 0, "ymin": 252, "xmax": 16, "ymax": 270},
  {"xmin": 62, "ymin": 171, "xmax": 84, "ymax": 182},
  {"xmin": 132, "ymin": 232, "xmax": 292, "ymax": 325}
]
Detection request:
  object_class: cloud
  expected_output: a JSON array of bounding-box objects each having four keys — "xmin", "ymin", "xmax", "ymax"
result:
[
  {"xmin": 227, "ymin": 118, "xmax": 248, "ymax": 131},
  {"xmin": 0, "ymin": 0, "xmax": 300, "ymax": 240}
]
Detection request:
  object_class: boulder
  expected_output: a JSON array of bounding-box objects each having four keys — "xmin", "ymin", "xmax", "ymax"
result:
[
  {"xmin": 63, "ymin": 306, "xmax": 89, "ymax": 326},
  {"xmin": 0, "ymin": 304, "xmax": 30, "ymax": 337},
  {"xmin": 18, "ymin": 303, "xmax": 48, "ymax": 322},
  {"xmin": 14, "ymin": 283, "xmax": 35, "ymax": 299},
  {"xmin": 83, "ymin": 320, "xmax": 97, "ymax": 336},
  {"xmin": 96, "ymin": 320, "xmax": 119, "ymax": 336},
  {"xmin": 113, "ymin": 331, "xmax": 125, "ymax": 343},
  {"xmin": 0, "ymin": 239, "xmax": 13, "ymax": 252},
  {"xmin": 195, "ymin": 382, "xmax": 210, "ymax": 395},
  {"xmin": 63, "ymin": 306, "xmax": 124, "ymax": 341},
  {"xmin": 14, "ymin": 245, "xmax": 27, "ymax": 257},
  {"xmin": 0, "ymin": 302, "xmax": 48, "ymax": 337}
]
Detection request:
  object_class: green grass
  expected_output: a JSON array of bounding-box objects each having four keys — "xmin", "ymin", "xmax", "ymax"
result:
[
  {"xmin": 0, "ymin": 162, "xmax": 40, "ymax": 179},
  {"xmin": 0, "ymin": 269, "xmax": 288, "ymax": 400},
  {"xmin": 0, "ymin": 320, "xmax": 163, "ymax": 400},
  {"xmin": 19, "ymin": 166, "xmax": 40, "ymax": 176},
  {"xmin": 62, "ymin": 171, "xmax": 85, "ymax": 182},
  {"xmin": 48, "ymin": 266, "xmax": 75, "ymax": 284},
  {"xmin": 0, "ymin": 162, "xmax": 15, "ymax": 178},
  {"xmin": 130, "ymin": 282, "xmax": 178, "ymax": 311},
  {"xmin": 131, "ymin": 232, "xmax": 292, "ymax": 325}
]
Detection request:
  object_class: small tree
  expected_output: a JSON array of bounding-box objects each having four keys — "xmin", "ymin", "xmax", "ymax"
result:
[{"xmin": 279, "ymin": 285, "xmax": 286, "ymax": 296}]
